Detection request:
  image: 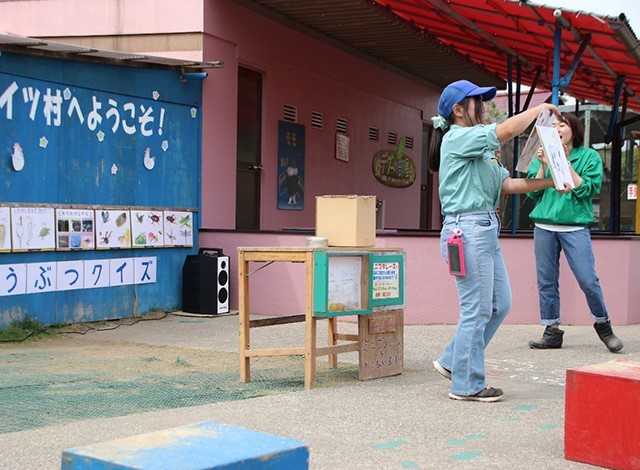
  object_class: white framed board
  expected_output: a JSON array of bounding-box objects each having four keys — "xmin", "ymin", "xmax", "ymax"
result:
[
  {"xmin": 0, "ymin": 207, "xmax": 11, "ymax": 253},
  {"xmin": 10, "ymin": 207, "xmax": 55, "ymax": 252},
  {"xmin": 55, "ymin": 208, "xmax": 95, "ymax": 250},
  {"xmin": 131, "ymin": 210, "xmax": 164, "ymax": 248},
  {"xmin": 95, "ymin": 209, "xmax": 132, "ymax": 249},
  {"xmin": 163, "ymin": 210, "xmax": 193, "ymax": 247}
]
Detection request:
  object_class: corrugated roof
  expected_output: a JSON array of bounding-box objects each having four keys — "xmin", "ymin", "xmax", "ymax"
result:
[
  {"xmin": 232, "ymin": 0, "xmax": 504, "ymax": 89},
  {"xmin": 234, "ymin": 0, "xmax": 640, "ymax": 112},
  {"xmin": 0, "ymin": 32, "xmax": 223, "ymax": 71}
]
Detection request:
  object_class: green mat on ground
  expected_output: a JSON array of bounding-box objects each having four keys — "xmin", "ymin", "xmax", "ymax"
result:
[{"xmin": 0, "ymin": 341, "xmax": 360, "ymax": 433}]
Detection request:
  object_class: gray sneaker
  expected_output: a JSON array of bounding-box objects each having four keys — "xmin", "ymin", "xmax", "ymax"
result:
[
  {"xmin": 433, "ymin": 360, "xmax": 451, "ymax": 380},
  {"xmin": 449, "ymin": 386, "xmax": 504, "ymax": 402}
]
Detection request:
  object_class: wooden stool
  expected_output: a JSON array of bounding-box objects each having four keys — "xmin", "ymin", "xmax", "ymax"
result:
[
  {"xmin": 61, "ymin": 421, "xmax": 309, "ymax": 469},
  {"xmin": 565, "ymin": 359, "xmax": 640, "ymax": 469}
]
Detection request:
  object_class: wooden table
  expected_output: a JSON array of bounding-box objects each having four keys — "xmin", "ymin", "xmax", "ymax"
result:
[
  {"xmin": 237, "ymin": 246, "xmax": 402, "ymax": 389},
  {"xmin": 238, "ymin": 246, "xmax": 404, "ymax": 389}
]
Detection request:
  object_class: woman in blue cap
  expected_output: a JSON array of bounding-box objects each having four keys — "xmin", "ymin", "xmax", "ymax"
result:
[{"xmin": 428, "ymin": 79, "xmax": 569, "ymax": 402}]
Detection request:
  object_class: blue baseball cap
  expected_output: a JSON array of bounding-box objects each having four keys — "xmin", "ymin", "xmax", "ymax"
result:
[{"xmin": 437, "ymin": 80, "xmax": 497, "ymax": 118}]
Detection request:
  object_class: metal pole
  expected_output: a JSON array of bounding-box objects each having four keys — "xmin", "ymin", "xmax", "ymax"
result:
[{"xmin": 551, "ymin": 18, "xmax": 562, "ymax": 105}]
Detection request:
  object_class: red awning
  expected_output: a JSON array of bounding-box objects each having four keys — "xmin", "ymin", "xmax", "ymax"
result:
[
  {"xmin": 493, "ymin": 89, "xmax": 552, "ymax": 115},
  {"xmin": 373, "ymin": 0, "xmax": 640, "ymax": 112}
]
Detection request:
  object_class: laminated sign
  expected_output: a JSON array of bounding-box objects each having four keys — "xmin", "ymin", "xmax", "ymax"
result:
[{"xmin": 535, "ymin": 125, "xmax": 575, "ymax": 191}]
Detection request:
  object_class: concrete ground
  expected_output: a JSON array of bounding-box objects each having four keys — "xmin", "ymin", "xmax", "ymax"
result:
[{"xmin": 1, "ymin": 312, "xmax": 638, "ymax": 469}]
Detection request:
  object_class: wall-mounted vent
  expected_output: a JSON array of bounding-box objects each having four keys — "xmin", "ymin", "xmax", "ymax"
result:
[
  {"xmin": 368, "ymin": 126, "xmax": 379, "ymax": 141},
  {"xmin": 387, "ymin": 131, "xmax": 397, "ymax": 146},
  {"xmin": 336, "ymin": 117, "xmax": 348, "ymax": 134},
  {"xmin": 311, "ymin": 111, "xmax": 324, "ymax": 129},
  {"xmin": 404, "ymin": 136, "xmax": 414, "ymax": 150},
  {"xmin": 283, "ymin": 104, "xmax": 297, "ymax": 122}
]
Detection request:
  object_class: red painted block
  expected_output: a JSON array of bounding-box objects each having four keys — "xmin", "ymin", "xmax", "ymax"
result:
[{"xmin": 565, "ymin": 359, "xmax": 640, "ymax": 470}]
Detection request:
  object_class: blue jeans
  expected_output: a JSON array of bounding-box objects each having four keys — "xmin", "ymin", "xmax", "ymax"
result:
[
  {"xmin": 534, "ymin": 226, "xmax": 609, "ymax": 325},
  {"xmin": 437, "ymin": 211, "xmax": 511, "ymax": 396}
]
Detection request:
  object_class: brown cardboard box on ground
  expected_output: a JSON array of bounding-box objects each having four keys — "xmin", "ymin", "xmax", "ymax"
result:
[{"xmin": 315, "ymin": 195, "xmax": 376, "ymax": 247}]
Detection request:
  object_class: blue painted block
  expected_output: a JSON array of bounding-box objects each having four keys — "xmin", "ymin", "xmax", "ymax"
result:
[{"xmin": 61, "ymin": 421, "xmax": 309, "ymax": 469}]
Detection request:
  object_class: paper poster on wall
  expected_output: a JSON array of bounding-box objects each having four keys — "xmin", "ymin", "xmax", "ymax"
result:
[
  {"xmin": 56, "ymin": 260, "xmax": 84, "ymax": 291},
  {"xmin": 26, "ymin": 261, "xmax": 56, "ymax": 294},
  {"xmin": 163, "ymin": 211, "xmax": 193, "ymax": 247},
  {"xmin": 0, "ymin": 207, "xmax": 11, "ymax": 252},
  {"xmin": 95, "ymin": 210, "xmax": 131, "ymax": 249},
  {"xmin": 277, "ymin": 120, "xmax": 305, "ymax": 210},
  {"xmin": 0, "ymin": 263, "xmax": 26, "ymax": 296},
  {"xmin": 131, "ymin": 210, "xmax": 164, "ymax": 248},
  {"xmin": 134, "ymin": 257, "xmax": 157, "ymax": 284},
  {"xmin": 83, "ymin": 259, "xmax": 111, "ymax": 289},
  {"xmin": 10, "ymin": 207, "xmax": 55, "ymax": 252},
  {"xmin": 55, "ymin": 209, "xmax": 95, "ymax": 250},
  {"xmin": 335, "ymin": 133, "xmax": 350, "ymax": 162},
  {"xmin": 109, "ymin": 258, "xmax": 134, "ymax": 286}
]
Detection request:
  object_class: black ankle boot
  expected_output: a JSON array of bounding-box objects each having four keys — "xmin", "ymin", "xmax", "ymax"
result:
[
  {"xmin": 529, "ymin": 325, "xmax": 564, "ymax": 349},
  {"xmin": 594, "ymin": 320, "xmax": 623, "ymax": 353}
]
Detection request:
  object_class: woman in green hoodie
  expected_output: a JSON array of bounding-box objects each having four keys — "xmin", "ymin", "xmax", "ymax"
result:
[{"xmin": 526, "ymin": 113, "xmax": 623, "ymax": 353}]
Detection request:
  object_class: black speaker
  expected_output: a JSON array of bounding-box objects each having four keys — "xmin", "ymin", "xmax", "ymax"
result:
[{"xmin": 182, "ymin": 248, "xmax": 230, "ymax": 314}]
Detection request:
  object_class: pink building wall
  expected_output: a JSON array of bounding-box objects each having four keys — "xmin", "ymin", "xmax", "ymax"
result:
[
  {"xmin": 200, "ymin": 231, "xmax": 640, "ymax": 326},
  {"xmin": 0, "ymin": 0, "xmax": 204, "ymax": 40}
]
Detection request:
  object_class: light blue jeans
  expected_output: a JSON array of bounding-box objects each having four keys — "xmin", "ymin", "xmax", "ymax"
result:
[
  {"xmin": 534, "ymin": 226, "xmax": 609, "ymax": 325},
  {"xmin": 438, "ymin": 211, "xmax": 511, "ymax": 396}
]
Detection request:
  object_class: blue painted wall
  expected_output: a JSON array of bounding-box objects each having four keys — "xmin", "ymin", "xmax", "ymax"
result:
[{"xmin": 0, "ymin": 52, "xmax": 202, "ymax": 327}]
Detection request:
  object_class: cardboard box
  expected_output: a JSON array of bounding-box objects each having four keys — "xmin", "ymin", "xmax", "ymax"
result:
[{"xmin": 316, "ymin": 195, "xmax": 376, "ymax": 247}]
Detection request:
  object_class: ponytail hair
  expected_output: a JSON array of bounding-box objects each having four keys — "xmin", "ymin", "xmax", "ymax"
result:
[{"xmin": 428, "ymin": 127, "xmax": 444, "ymax": 172}]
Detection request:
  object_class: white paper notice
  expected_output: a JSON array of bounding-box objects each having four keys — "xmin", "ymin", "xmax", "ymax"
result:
[
  {"xmin": 516, "ymin": 109, "xmax": 556, "ymax": 173},
  {"xmin": 536, "ymin": 125, "xmax": 575, "ymax": 191}
]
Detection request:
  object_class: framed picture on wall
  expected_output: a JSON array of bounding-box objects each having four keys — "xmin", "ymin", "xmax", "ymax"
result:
[
  {"xmin": 95, "ymin": 209, "xmax": 131, "ymax": 249},
  {"xmin": 163, "ymin": 210, "xmax": 193, "ymax": 247},
  {"xmin": 55, "ymin": 208, "xmax": 95, "ymax": 250},
  {"xmin": 10, "ymin": 207, "xmax": 55, "ymax": 252},
  {"xmin": 335, "ymin": 132, "xmax": 350, "ymax": 162},
  {"xmin": 0, "ymin": 206, "xmax": 11, "ymax": 252},
  {"xmin": 131, "ymin": 210, "xmax": 164, "ymax": 248},
  {"xmin": 277, "ymin": 120, "xmax": 305, "ymax": 210}
]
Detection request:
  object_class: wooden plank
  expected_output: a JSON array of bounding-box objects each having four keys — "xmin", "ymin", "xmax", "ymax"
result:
[
  {"xmin": 245, "ymin": 348, "xmax": 305, "ymax": 357},
  {"xmin": 238, "ymin": 253, "xmax": 251, "ymax": 383},
  {"xmin": 238, "ymin": 246, "xmax": 310, "ymax": 253},
  {"xmin": 243, "ymin": 252, "xmax": 307, "ymax": 262},
  {"xmin": 327, "ymin": 317, "xmax": 337, "ymax": 368},
  {"xmin": 304, "ymin": 251, "xmax": 316, "ymax": 390},
  {"xmin": 358, "ymin": 310, "xmax": 404, "ymax": 380},
  {"xmin": 249, "ymin": 314, "xmax": 306, "ymax": 328},
  {"xmin": 335, "ymin": 333, "xmax": 359, "ymax": 341},
  {"xmin": 316, "ymin": 342, "xmax": 360, "ymax": 357},
  {"xmin": 237, "ymin": 246, "xmax": 404, "ymax": 254}
]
